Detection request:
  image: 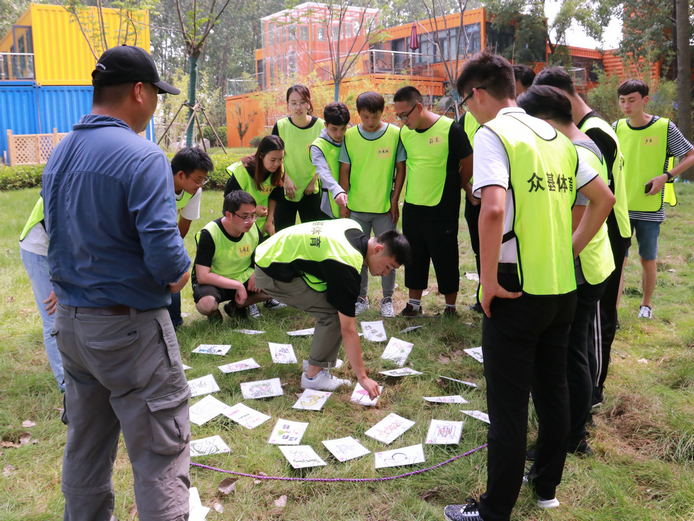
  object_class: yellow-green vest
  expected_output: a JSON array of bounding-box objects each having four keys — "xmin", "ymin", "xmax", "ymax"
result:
[
  {"xmin": 579, "ymin": 116, "xmax": 631, "ymax": 238},
  {"xmin": 195, "ymin": 220, "xmax": 259, "ymax": 283},
  {"xmin": 20, "ymin": 197, "xmax": 44, "ymax": 241},
  {"xmin": 664, "ymin": 156, "xmax": 677, "ymax": 206},
  {"xmin": 400, "ymin": 116, "xmax": 454, "ymax": 206},
  {"xmin": 276, "ymin": 117, "xmax": 324, "ymax": 202},
  {"xmin": 226, "ymin": 161, "xmax": 275, "ymax": 232},
  {"xmin": 176, "ymin": 190, "xmax": 193, "ymax": 214},
  {"xmin": 255, "ymin": 219, "xmax": 364, "ymax": 292},
  {"xmin": 615, "ymin": 117, "xmax": 669, "ymax": 212},
  {"xmin": 484, "ymin": 113, "xmax": 578, "ymax": 296},
  {"xmin": 574, "ymin": 144, "xmax": 615, "ymax": 285},
  {"xmin": 462, "ymin": 111, "xmax": 481, "ymax": 151},
  {"xmin": 344, "ymin": 123, "xmax": 400, "ymax": 213},
  {"xmin": 310, "ymin": 136, "xmax": 342, "ymax": 218}
]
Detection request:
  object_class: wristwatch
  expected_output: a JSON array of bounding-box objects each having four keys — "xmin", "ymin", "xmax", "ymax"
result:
[{"xmin": 665, "ymin": 172, "xmax": 674, "ymax": 180}]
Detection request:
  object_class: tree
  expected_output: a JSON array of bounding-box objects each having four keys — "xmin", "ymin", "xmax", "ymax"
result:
[
  {"xmin": 674, "ymin": 0, "xmax": 692, "ymax": 179},
  {"xmin": 229, "ymin": 102, "xmax": 258, "ymax": 144}
]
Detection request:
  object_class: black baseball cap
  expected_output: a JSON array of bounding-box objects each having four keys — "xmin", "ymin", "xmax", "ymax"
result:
[{"xmin": 92, "ymin": 45, "xmax": 180, "ymax": 95}]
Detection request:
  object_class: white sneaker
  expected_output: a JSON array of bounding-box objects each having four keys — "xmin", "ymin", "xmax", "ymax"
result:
[
  {"xmin": 355, "ymin": 296, "xmax": 369, "ymax": 315},
  {"xmin": 248, "ymin": 304, "xmax": 261, "ymax": 318},
  {"xmin": 303, "ymin": 359, "xmax": 343, "ymax": 372},
  {"xmin": 638, "ymin": 305, "xmax": 652, "ymax": 319},
  {"xmin": 537, "ymin": 497, "xmax": 560, "ymax": 509},
  {"xmin": 301, "ymin": 370, "xmax": 351, "ymax": 391},
  {"xmin": 380, "ymin": 297, "xmax": 395, "ymax": 318}
]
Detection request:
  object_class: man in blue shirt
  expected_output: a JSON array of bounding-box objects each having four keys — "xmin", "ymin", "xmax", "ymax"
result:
[{"xmin": 42, "ymin": 46, "xmax": 191, "ymax": 521}]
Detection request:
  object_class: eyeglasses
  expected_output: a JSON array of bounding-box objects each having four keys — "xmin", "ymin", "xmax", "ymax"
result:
[
  {"xmin": 395, "ymin": 103, "xmax": 419, "ymax": 122},
  {"xmin": 234, "ymin": 212, "xmax": 258, "ymax": 223},
  {"xmin": 288, "ymin": 100, "xmax": 309, "ymax": 108},
  {"xmin": 461, "ymin": 86, "xmax": 487, "ymax": 108},
  {"xmin": 192, "ymin": 177, "xmax": 208, "ymax": 187}
]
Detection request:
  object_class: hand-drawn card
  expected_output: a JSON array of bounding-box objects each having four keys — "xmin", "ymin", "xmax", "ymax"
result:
[
  {"xmin": 182, "ymin": 363, "xmax": 192, "ymax": 370},
  {"xmin": 188, "ymin": 374, "xmax": 220, "ymax": 398},
  {"xmin": 189, "ymin": 395, "xmax": 230, "ymax": 426},
  {"xmin": 287, "ymin": 327, "xmax": 315, "ymax": 336},
  {"xmin": 221, "ymin": 402, "xmax": 271, "ymax": 429},
  {"xmin": 189, "ymin": 487, "xmax": 210, "ymax": 521},
  {"xmin": 464, "ymin": 346, "xmax": 484, "ymax": 364},
  {"xmin": 192, "ymin": 344, "xmax": 231, "ymax": 356},
  {"xmin": 233, "ymin": 329, "xmax": 266, "ymax": 335},
  {"xmin": 439, "ymin": 375, "xmax": 478, "ymax": 388},
  {"xmin": 364, "ymin": 413, "xmax": 416, "ymax": 444},
  {"xmin": 380, "ymin": 368, "xmax": 423, "ymax": 377},
  {"xmin": 350, "ymin": 383, "xmax": 383, "ymax": 406},
  {"xmin": 278, "ymin": 445, "xmax": 327, "ymax": 469},
  {"xmin": 380, "ymin": 337, "xmax": 414, "ymax": 366},
  {"xmin": 268, "ymin": 419, "xmax": 309, "ymax": 445},
  {"xmin": 461, "ymin": 410, "xmax": 491, "ymax": 424},
  {"xmin": 361, "ymin": 320, "xmax": 387, "ymax": 342},
  {"xmin": 292, "ymin": 389, "xmax": 331, "ymax": 411},
  {"xmin": 322, "ymin": 436, "xmax": 371, "ymax": 462},
  {"xmin": 425, "ymin": 420, "xmax": 464, "ymax": 444},
  {"xmin": 240, "ymin": 377, "xmax": 283, "ymax": 400},
  {"xmin": 400, "ymin": 325, "xmax": 423, "ymax": 333},
  {"xmin": 218, "ymin": 358, "xmax": 260, "ymax": 374},
  {"xmin": 374, "ymin": 444, "xmax": 425, "ymax": 469},
  {"xmin": 423, "ymin": 395, "xmax": 468, "ymax": 404},
  {"xmin": 189, "ymin": 435, "xmax": 231, "ymax": 457},
  {"xmin": 268, "ymin": 342, "xmax": 298, "ymax": 364}
]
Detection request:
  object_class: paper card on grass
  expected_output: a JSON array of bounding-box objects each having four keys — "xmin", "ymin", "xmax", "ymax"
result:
[
  {"xmin": 182, "ymin": 363, "xmax": 192, "ymax": 370},
  {"xmin": 374, "ymin": 443, "xmax": 425, "ymax": 469},
  {"xmin": 423, "ymin": 395, "xmax": 468, "ymax": 404},
  {"xmin": 233, "ymin": 329, "xmax": 265, "ymax": 335},
  {"xmin": 268, "ymin": 342, "xmax": 297, "ymax": 364},
  {"xmin": 190, "ymin": 435, "xmax": 231, "ymax": 457},
  {"xmin": 240, "ymin": 377, "xmax": 283, "ymax": 400},
  {"xmin": 188, "ymin": 374, "xmax": 220, "ymax": 398},
  {"xmin": 361, "ymin": 320, "xmax": 387, "ymax": 342},
  {"xmin": 464, "ymin": 346, "xmax": 484, "ymax": 364},
  {"xmin": 268, "ymin": 419, "xmax": 309, "ymax": 445},
  {"xmin": 221, "ymin": 402, "xmax": 271, "ymax": 429},
  {"xmin": 464, "ymin": 271, "xmax": 480, "ymax": 281},
  {"xmin": 425, "ymin": 420, "xmax": 464, "ymax": 444},
  {"xmin": 381, "ymin": 337, "xmax": 414, "ymax": 366},
  {"xmin": 439, "ymin": 375, "xmax": 478, "ymax": 388},
  {"xmin": 400, "ymin": 325, "xmax": 423, "ymax": 333},
  {"xmin": 365, "ymin": 413, "xmax": 415, "ymax": 444},
  {"xmin": 192, "ymin": 344, "xmax": 231, "ymax": 356},
  {"xmin": 380, "ymin": 368, "xmax": 423, "ymax": 377},
  {"xmin": 218, "ymin": 358, "xmax": 260, "ymax": 374},
  {"xmin": 278, "ymin": 445, "xmax": 327, "ymax": 469},
  {"xmin": 189, "ymin": 487, "xmax": 210, "ymax": 521},
  {"xmin": 287, "ymin": 327, "xmax": 315, "ymax": 336},
  {"xmin": 189, "ymin": 395, "xmax": 230, "ymax": 426},
  {"xmin": 322, "ymin": 436, "xmax": 371, "ymax": 462},
  {"xmin": 350, "ymin": 383, "xmax": 383, "ymax": 406},
  {"xmin": 461, "ymin": 410, "xmax": 490, "ymax": 424},
  {"xmin": 293, "ymin": 389, "xmax": 331, "ymax": 411}
]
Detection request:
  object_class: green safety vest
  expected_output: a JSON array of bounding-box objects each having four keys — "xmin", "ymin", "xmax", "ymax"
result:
[
  {"xmin": 20, "ymin": 197, "xmax": 44, "ymax": 241},
  {"xmin": 579, "ymin": 116, "xmax": 631, "ymax": 238},
  {"xmin": 310, "ymin": 136, "xmax": 342, "ymax": 218},
  {"xmin": 462, "ymin": 111, "xmax": 481, "ymax": 150},
  {"xmin": 226, "ymin": 161, "xmax": 275, "ymax": 233},
  {"xmin": 194, "ymin": 220, "xmax": 259, "ymax": 283},
  {"xmin": 574, "ymin": 144, "xmax": 615, "ymax": 285},
  {"xmin": 176, "ymin": 190, "xmax": 193, "ymax": 213},
  {"xmin": 255, "ymin": 219, "xmax": 364, "ymax": 292},
  {"xmin": 276, "ymin": 117, "xmax": 324, "ymax": 202},
  {"xmin": 343, "ymin": 123, "xmax": 401, "ymax": 213},
  {"xmin": 615, "ymin": 117, "xmax": 669, "ymax": 212},
  {"xmin": 484, "ymin": 113, "xmax": 578, "ymax": 296},
  {"xmin": 400, "ymin": 116, "xmax": 454, "ymax": 206},
  {"xmin": 665, "ymin": 156, "xmax": 677, "ymax": 206}
]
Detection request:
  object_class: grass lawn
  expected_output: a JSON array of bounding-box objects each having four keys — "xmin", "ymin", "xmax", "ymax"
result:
[{"xmin": 1, "ymin": 185, "xmax": 694, "ymax": 520}]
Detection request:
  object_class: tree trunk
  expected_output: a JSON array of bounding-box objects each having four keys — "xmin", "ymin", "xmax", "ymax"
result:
[
  {"xmin": 186, "ymin": 54, "xmax": 199, "ymax": 147},
  {"xmin": 334, "ymin": 80, "xmax": 340, "ymax": 102},
  {"xmin": 675, "ymin": 0, "xmax": 692, "ymax": 180}
]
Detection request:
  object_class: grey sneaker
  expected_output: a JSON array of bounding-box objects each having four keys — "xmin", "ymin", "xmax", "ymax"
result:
[
  {"xmin": 355, "ymin": 296, "xmax": 369, "ymax": 315},
  {"xmin": 301, "ymin": 370, "xmax": 351, "ymax": 392},
  {"xmin": 248, "ymin": 304, "xmax": 261, "ymax": 318},
  {"xmin": 380, "ymin": 297, "xmax": 395, "ymax": 318},
  {"xmin": 638, "ymin": 305, "xmax": 652, "ymax": 319},
  {"xmin": 303, "ymin": 359, "xmax": 343, "ymax": 372},
  {"xmin": 443, "ymin": 499, "xmax": 483, "ymax": 520},
  {"xmin": 264, "ymin": 298, "xmax": 287, "ymax": 310}
]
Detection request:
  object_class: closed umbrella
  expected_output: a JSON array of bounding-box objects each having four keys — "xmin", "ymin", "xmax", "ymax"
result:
[{"xmin": 409, "ymin": 22, "xmax": 419, "ymax": 50}]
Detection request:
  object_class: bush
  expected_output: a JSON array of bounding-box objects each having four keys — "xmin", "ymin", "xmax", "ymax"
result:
[
  {"xmin": 202, "ymin": 126, "xmax": 228, "ymax": 147},
  {"xmin": 249, "ymin": 135, "xmax": 263, "ymax": 148},
  {"xmin": 0, "ymin": 164, "xmax": 44, "ymax": 191}
]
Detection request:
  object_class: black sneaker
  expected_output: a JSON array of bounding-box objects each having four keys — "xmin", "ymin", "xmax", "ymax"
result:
[
  {"xmin": 526, "ymin": 448, "xmax": 536, "ymax": 462},
  {"xmin": 208, "ymin": 310, "xmax": 223, "ymax": 325},
  {"xmin": 468, "ymin": 302, "xmax": 483, "ymax": 314},
  {"xmin": 223, "ymin": 302, "xmax": 248, "ymax": 321},
  {"xmin": 444, "ymin": 498, "xmax": 483, "ymax": 520},
  {"xmin": 264, "ymin": 298, "xmax": 286, "ymax": 310},
  {"xmin": 400, "ymin": 303, "xmax": 422, "ymax": 317},
  {"xmin": 570, "ymin": 439, "xmax": 593, "ymax": 457}
]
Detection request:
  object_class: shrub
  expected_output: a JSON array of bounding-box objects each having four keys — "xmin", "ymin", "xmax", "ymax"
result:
[
  {"xmin": 0, "ymin": 164, "xmax": 45, "ymax": 191},
  {"xmin": 249, "ymin": 135, "xmax": 263, "ymax": 148},
  {"xmin": 202, "ymin": 125, "xmax": 228, "ymax": 147}
]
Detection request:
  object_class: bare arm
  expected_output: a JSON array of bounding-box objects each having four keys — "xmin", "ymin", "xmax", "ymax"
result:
[
  {"xmin": 648, "ymin": 148, "xmax": 694, "ymax": 195},
  {"xmin": 168, "ymin": 271, "xmax": 190, "ymax": 294},
  {"xmin": 339, "ymin": 312, "xmax": 380, "ymax": 399},
  {"xmin": 459, "ymin": 154, "xmax": 473, "ymax": 188},
  {"xmin": 195, "ymin": 265, "xmax": 247, "ymax": 304},
  {"xmin": 177, "ymin": 216, "xmax": 192, "ymax": 239},
  {"xmin": 390, "ymin": 161, "xmax": 406, "ymax": 223},
  {"xmin": 573, "ymin": 176, "xmax": 615, "ymax": 257},
  {"xmin": 571, "ymin": 205, "xmax": 586, "ymax": 233},
  {"xmin": 263, "ymin": 199, "xmax": 276, "ymax": 236}
]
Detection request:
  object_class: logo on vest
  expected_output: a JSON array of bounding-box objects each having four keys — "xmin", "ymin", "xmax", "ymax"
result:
[
  {"xmin": 377, "ymin": 147, "xmax": 392, "ymax": 158},
  {"xmin": 310, "ymin": 221, "xmax": 324, "ymax": 247},
  {"xmin": 428, "ymin": 135, "xmax": 443, "ymax": 146},
  {"xmin": 238, "ymin": 244, "xmax": 251, "ymax": 257},
  {"xmin": 528, "ymin": 173, "xmax": 573, "ymax": 193},
  {"xmin": 642, "ymin": 136, "xmax": 658, "ymax": 147}
]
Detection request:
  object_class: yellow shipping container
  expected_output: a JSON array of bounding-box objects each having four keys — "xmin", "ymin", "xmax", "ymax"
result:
[{"xmin": 0, "ymin": 3, "xmax": 149, "ymax": 85}]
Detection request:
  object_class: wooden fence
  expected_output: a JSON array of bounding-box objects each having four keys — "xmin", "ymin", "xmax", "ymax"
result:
[{"xmin": 6, "ymin": 128, "xmax": 67, "ymax": 166}]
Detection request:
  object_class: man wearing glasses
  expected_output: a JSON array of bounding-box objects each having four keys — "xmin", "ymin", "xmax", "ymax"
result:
[
  {"xmin": 192, "ymin": 190, "xmax": 274, "ymax": 323},
  {"xmin": 392, "ymin": 86, "xmax": 473, "ymax": 317}
]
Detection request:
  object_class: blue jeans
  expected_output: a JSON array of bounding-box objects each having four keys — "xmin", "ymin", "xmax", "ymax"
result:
[{"xmin": 20, "ymin": 248, "xmax": 65, "ymax": 391}]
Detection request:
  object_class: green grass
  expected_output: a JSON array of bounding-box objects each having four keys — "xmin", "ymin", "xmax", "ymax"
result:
[{"xmin": 2, "ymin": 185, "xmax": 694, "ymax": 520}]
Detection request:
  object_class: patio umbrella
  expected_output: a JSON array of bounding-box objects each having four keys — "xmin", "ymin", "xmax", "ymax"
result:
[{"xmin": 409, "ymin": 22, "xmax": 419, "ymax": 50}]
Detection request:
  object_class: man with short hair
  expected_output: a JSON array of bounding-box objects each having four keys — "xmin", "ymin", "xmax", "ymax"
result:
[
  {"xmin": 512, "ymin": 64, "xmax": 535, "ymax": 95},
  {"xmin": 42, "ymin": 46, "xmax": 191, "ymax": 521}
]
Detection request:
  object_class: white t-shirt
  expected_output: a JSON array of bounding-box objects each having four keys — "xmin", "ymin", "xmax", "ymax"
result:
[
  {"xmin": 472, "ymin": 107, "xmax": 598, "ymax": 264},
  {"xmin": 176, "ymin": 187, "xmax": 202, "ymax": 221},
  {"xmin": 19, "ymin": 222, "xmax": 49, "ymax": 256}
]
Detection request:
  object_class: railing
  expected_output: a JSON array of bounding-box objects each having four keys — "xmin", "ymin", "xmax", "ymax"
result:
[
  {"xmin": 0, "ymin": 53, "xmax": 35, "ymax": 81},
  {"xmin": 313, "ymin": 49, "xmax": 441, "ymax": 80},
  {"xmin": 227, "ymin": 73, "xmax": 264, "ymax": 97},
  {"xmin": 6, "ymin": 129, "xmax": 66, "ymax": 166}
]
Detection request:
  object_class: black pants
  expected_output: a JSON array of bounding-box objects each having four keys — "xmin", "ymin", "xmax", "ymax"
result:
[
  {"xmin": 274, "ymin": 191, "xmax": 323, "ymax": 232},
  {"xmin": 464, "ymin": 196, "xmax": 481, "ymax": 303},
  {"xmin": 479, "ymin": 272, "xmax": 575, "ymax": 521},
  {"xmin": 166, "ymin": 291, "xmax": 182, "ymax": 328}
]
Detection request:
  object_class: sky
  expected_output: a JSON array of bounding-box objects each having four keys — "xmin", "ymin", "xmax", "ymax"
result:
[{"xmin": 544, "ymin": 1, "xmax": 623, "ymax": 51}]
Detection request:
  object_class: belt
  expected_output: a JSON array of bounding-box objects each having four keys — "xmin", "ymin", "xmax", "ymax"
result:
[{"xmin": 75, "ymin": 305, "xmax": 133, "ymax": 316}]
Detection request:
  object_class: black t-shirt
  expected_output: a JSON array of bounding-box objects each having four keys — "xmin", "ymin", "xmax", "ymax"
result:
[
  {"xmin": 403, "ymin": 120, "xmax": 472, "ymax": 221},
  {"xmin": 259, "ymin": 228, "xmax": 367, "ymax": 317},
  {"xmin": 224, "ymin": 163, "xmax": 283, "ymax": 202},
  {"xmin": 271, "ymin": 115, "xmax": 320, "ymax": 136},
  {"xmin": 192, "ymin": 218, "xmax": 258, "ymax": 284}
]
